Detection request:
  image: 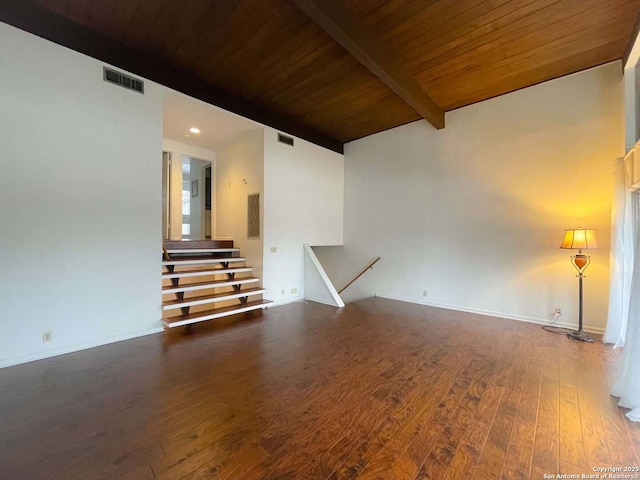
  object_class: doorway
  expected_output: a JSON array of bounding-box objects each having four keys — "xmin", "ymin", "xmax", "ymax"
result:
[
  {"xmin": 162, "ymin": 151, "xmax": 171, "ymax": 240},
  {"xmin": 181, "ymin": 156, "xmax": 212, "ymax": 239},
  {"xmin": 162, "ymin": 151, "xmax": 213, "ymax": 240}
]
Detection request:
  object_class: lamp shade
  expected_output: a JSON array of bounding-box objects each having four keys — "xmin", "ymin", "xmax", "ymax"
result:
[{"xmin": 560, "ymin": 228, "xmax": 598, "ymax": 250}]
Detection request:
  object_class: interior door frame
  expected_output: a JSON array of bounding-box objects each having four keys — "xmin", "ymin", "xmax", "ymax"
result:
[
  {"xmin": 161, "ymin": 150, "xmax": 171, "ymax": 241},
  {"xmin": 162, "ymin": 142, "xmax": 216, "ymax": 241}
]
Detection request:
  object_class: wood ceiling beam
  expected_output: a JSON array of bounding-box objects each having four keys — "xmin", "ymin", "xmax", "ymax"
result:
[
  {"xmin": 0, "ymin": 0, "xmax": 344, "ymax": 154},
  {"xmin": 294, "ymin": 0, "xmax": 445, "ymax": 130}
]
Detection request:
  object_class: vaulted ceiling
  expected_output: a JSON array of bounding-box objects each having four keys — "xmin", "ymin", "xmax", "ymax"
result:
[{"xmin": 2, "ymin": 0, "xmax": 640, "ymax": 153}]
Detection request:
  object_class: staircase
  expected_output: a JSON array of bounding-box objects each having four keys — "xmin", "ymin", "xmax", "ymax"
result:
[{"xmin": 162, "ymin": 240, "xmax": 271, "ymax": 328}]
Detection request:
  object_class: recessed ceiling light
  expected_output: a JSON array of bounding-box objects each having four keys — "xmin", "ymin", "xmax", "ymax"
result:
[{"xmin": 189, "ymin": 127, "xmax": 200, "ymax": 134}]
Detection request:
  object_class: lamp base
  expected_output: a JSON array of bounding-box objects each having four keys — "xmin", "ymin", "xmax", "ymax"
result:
[{"xmin": 567, "ymin": 330, "xmax": 594, "ymax": 343}]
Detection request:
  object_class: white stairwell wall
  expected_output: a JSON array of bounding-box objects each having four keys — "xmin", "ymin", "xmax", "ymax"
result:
[
  {"xmin": 303, "ymin": 244, "xmax": 345, "ymax": 307},
  {"xmin": 312, "ymin": 246, "xmax": 382, "ymax": 304},
  {"xmin": 0, "ymin": 24, "xmax": 163, "ymax": 367}
]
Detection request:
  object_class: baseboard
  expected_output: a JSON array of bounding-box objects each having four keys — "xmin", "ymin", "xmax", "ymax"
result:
[
  {"xmin": 265, "ymin": 296, "xmax": 305, "ymax": 308},
  {"xmin": 0, "ymin": 326, "xmax": 165, "ymax": 369},
  {"xmin": 375, "ymin": 293, "xmax": 605, "ymax": 335}
]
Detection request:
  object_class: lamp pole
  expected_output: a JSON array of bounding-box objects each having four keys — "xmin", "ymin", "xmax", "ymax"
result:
[{"xmin": 567, "ymin": 249, "xmax": 594, "ymax": 343}]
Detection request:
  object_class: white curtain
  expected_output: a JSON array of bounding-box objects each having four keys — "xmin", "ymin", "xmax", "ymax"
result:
[
  {"xmin": 611, "ymin": 191, "xmax": 640, "ymax": 421},
  {"xmin": 604, "ymin": 157, "xmax": 634, "ymax": 346}
]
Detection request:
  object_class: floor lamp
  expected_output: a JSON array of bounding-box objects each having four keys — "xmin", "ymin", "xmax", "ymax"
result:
[{"xmin": 560, "ymin": 228, "xmax": 598, "ymax": 343}]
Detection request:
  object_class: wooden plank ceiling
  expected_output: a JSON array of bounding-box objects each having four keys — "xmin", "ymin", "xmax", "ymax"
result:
[{"xmin": 6, "ymin": 0, "xmax": 640, "ymax": 151}]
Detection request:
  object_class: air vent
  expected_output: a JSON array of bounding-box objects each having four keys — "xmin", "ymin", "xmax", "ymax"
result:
[
  {"xmin": 277, "ymin": 133, "xmax": 294, "ymax": 147},
  {"xmin": 247, "ymin": 193, "xmax": 260, "ymax": 239},
  {"xmin": 103, "ymin": 67, "xmax": 144, "ymax": 94}
]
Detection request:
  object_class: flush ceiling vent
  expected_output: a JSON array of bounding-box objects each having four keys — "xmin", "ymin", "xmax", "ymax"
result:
[
  {"xmin": 103, "ymin": 67, "xmax": 144, "ymax": 94},
  {"xmin": 277, "ymin": 133, "xmax": 294, "ymax": 147}
]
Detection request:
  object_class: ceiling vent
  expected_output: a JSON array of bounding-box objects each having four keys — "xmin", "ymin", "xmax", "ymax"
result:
[
  {"xmin": 103, "ymin": 67, "xmax": 144, "ymax": 94},
  {"xmin": 277, "ymin": 133, "xmax": 294, "ymax": 147}
]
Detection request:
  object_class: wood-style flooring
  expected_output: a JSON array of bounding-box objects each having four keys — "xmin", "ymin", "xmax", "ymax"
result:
[{"xmin": 1, "ymin": 298, "xmax": 638, "ymax": 479}]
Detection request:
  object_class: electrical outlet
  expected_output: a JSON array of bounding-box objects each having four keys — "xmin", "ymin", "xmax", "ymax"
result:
[
  {"xmin": 42, "ymin": 331, "xmax": 52, "ymax": 343},
  {"xmin": 270, "ymin": 246, "xmax": 277, "ymax": 253},
  {"xmin": 422, "ymin": 290, "xmax": 427, "ymax": 297},
  {"xmin": 554, "ymin": 307, "xmax": 562, "ymax": 315},
  {"xmin": 281, "ymin": 289, "xmax": 285, "ymax": 295},
  {"xmin": 291, "ymin": 287, "xmax": 297, "ymax": 294}
]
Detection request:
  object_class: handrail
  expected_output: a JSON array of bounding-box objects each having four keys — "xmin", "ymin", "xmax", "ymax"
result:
[{"xmin": 338, "ymin": 257, "xmax": 381, "ymax": 294}]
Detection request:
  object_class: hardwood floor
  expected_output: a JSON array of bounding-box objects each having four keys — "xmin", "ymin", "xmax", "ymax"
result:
[{"xmin": 1, "ymin": 298, "xmax": 638, "ymax": 479}]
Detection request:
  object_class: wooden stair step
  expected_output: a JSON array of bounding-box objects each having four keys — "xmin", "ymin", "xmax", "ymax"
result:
[
  {"xmin": 163, "ymin": 239, "xmax": 233, "ymax": 250},
  {"xmin": 165, "ymin": 248, "xmax": 239, "ymax": 254},
  {"xmin": 162, "ymin": 256, "xmax": 245, "ymax": 266},
  {"xmin": 162, "ymin": 287, "xmax": 266, "ymax": 310},
  {"xmin": 162, "ymin": 277, "xmax": 260, "ymax": 294},
  {"xmin": 162, "ymin": 266, "xmax": 252, "ymax": 279},
  {"xmin": 162, "ymin": 299, "xmax": 272, "ymax": 328}
]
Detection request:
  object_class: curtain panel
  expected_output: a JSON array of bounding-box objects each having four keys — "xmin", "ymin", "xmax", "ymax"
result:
[
  {"xmin": 604, "ymin": 157, "xmax": 634, "ymax": 346},
  {"xmin": 611, "ymin": 192, "xmax": 640, "ymax": 421}
]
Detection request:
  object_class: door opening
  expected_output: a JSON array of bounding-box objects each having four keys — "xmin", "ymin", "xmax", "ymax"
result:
[
  {"xmin": 162, "ymin": 151, "xmax": 171, "ymax": 241},
  {"xmin": 162, "ymin": 151, "xmax": 214, "ymax": 240},
  {"xmin": 180, "ymin": 155, "xmax": 213, "ymax": 239}
]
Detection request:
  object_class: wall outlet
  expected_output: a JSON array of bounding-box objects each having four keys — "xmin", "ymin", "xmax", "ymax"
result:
[
  {"xmin": 42, "ymin": 331, "xmax": 52, "ymax": 343},
  {"xmin": 291, "ymin": 287, "xmax": 297, "ymax": 294},
  {"xmin": 281, "ymin": 288, "xmax": 285, "ymax": 295},
  {"xmin": 554, "ymin": 307, "xmax": 562, "ymax": 315},
  {"xmin": 270, "ymin": 246, "xmax": 277, "ymax": 253},
  {"xmin": 422, "ymin": 290, "xmax": 427, "ymax": 297}
]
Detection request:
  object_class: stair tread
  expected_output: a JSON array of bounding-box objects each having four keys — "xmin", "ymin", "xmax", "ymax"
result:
[
  {"xmin": 162, "ymin": 256, "xmax": 245, "ymax": 266},
  {"xmin": 163, "ymin": 300, "xmax": 272, "ymax": 328},
  {"xmin": 162, "ymin": 277, "xmax": 260, "ymax": 293},
  {"xmin": 163, "ymin": 240, "xmax": 233, "ymax": 250},
  {"xmin": 166, "ymin": 248, "xmax": 239, "ymax": 254},
  {"xmin": 162, "ymin": 266, "xmax": 252, "ymax": 278},
  {"xmin": 162, "ymin": 287, "xmax": 266, "ymax": 308}
]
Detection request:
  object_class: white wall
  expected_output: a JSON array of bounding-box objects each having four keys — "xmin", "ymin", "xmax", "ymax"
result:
[
  {"xmin": 318, "ymin": 62, "xmax": 624, "ymax": 333},
  {"xmin": 263, "ymin": 127, "xmax": 344, "ymax": 304},
  {"xmin": 215, "ymin": 129, "xmax": 265, "ymax": 282},
  {"xmin": 0, "ymin": 24, "xmax": 164, "ymax": 367}
]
